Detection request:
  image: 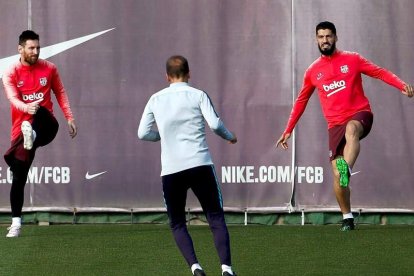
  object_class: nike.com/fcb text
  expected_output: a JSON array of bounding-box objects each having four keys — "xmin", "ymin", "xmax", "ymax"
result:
[
  {"xmin": 0, "ymin": 166, "xmax": 70, "ymax": 184},
  {"xmin": 221, "ymin": 165, "xmax": 324, "ymax": 184}
]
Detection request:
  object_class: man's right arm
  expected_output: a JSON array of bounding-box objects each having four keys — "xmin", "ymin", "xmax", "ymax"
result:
[
  {"xmin": 283, "ymin": 72, "xmax": 315, "ymax": 135},
  {"xmin": 137, "ymin": 99, "xmax": 161, "ymax": 142},
  {"xmin": 2, "ymin": 68, "xmax": 29, "ymax": 113},
  {"xmin": 276, "ymin": 71, "xmax": 315, "ymax": 149}
]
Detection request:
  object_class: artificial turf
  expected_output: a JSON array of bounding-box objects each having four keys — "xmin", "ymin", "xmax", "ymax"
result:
[{"xmin": 0, "ymin": 224, "xmax": 413, "ymax": 275}]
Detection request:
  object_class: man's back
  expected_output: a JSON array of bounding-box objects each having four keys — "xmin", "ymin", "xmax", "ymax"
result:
[{"xmin": 139, "ymin": 82, "xmax": 218, "ymax": 175}]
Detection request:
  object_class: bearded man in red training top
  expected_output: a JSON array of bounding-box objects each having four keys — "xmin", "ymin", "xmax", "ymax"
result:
[
  {"xmin": 2, "ymin": 30, "xmax": 77, "ymax": 237},
  {"xmin": 276, "ymin": 21, "xmax": 413, "ymax": 231}
]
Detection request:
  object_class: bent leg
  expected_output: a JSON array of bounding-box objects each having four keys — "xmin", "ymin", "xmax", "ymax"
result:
[
  {"xmin": 343, "ymin": 120, "xmax": 364, "ymax": 169},
  {"xmin": 329, "ymin": 113, "xmax": 372, "ymax": 227},
  {"xmin": 162, "ymin": 172, "xmax": 198, "ymax": 267},
  {"xmin": 192, "ymin": 166, "xmax": 232, "ymax": 266},
  {"xmin": 333, "ymin": 120, "xmax": 364, "ymax": 203},
  {"xmin": 32, "ymin": 107, "xmax": 59, "ymax": 147}
]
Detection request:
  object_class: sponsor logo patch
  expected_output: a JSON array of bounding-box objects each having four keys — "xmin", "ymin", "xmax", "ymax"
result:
[
  {"xmin": 22, "ymin": 92, "xmax": 44, "ymax": 102},
  {"xmin": 323, "ymin": 80, "xmax": 346, "ymax": 97}
]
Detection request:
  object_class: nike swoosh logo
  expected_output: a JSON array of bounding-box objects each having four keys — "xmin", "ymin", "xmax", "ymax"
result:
[
  {"xmin": 351, "ymin": 171, "xmax": 361, "ymax": 176},
  {"xmin": 85, "ymin": 171, "xmax": 107, "ymax": 180},
  {"xmin": 0, "ymin": 28, "xmax": 115, "ymax": 78}
]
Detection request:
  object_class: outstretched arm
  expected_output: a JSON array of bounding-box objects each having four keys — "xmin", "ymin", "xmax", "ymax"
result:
[
  {"xmin": 276, "ymin": 70, "xmax": 314, "ymax": 150},
  {"xmin": 358, "ymin": 54, "xmax": 410, "ymax": 94}
]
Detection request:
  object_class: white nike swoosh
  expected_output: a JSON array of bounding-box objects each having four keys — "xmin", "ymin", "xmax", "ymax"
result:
[
  {"xmin": 0, "ymin": 28, "xmax": 115, "ymax": 78},
  {"xmin": 85, "ymin": 171, "xmax": 107, "ymax": 180},
  {"xmin": 351, "ymin": 171, "xmax": 361, "ymax": 176}
]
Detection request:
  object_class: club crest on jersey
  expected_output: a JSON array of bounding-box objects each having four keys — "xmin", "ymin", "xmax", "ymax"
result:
[
  {"xmin": 340, "ymin": 65, "xmax": 349, "ymax": 74},
  {"xmin": 39, "ymin": 77, "xmax": 47, "ymax": 86}
]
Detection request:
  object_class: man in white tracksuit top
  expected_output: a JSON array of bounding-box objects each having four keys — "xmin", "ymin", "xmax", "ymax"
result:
[{"xmin": 138, "ymin": 55, "xmax": 237, "ymax": 276}]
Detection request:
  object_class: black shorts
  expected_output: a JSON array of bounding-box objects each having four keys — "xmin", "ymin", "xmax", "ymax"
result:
[{"xmin": 328, "ymin": 111, "xmax": 373, "ymax": 161}]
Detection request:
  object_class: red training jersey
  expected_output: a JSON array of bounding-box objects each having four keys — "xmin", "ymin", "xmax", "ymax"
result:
[
  {"xmin": 284, "ymin": 50, "xmax": 405, "ymax": 133},
  {"xmin": 2, "ymin": 59, "xmax": 74, "ymax": 141}
]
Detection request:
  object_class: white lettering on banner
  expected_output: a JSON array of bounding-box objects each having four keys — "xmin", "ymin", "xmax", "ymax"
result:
[
  {"xmin": 0, "ymin": 166, "xmax": 71, "ymax": 184},
  {"xmin": 221, "ymin": 166, "xmax": 323, "ymax": 184}
]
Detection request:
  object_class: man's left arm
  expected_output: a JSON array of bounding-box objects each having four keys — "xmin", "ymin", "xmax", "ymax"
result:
[
  {"xmin": 359, "ymin": 54, "xmax": 413, "ymax": 97},
  {"xmin": 51, "ymin": 67, "xmax": 77, "ymax": 138},
  {"xmin": 137, "ymin": 99, "xmax": 160, "ymax": 142},
  {"xmin": 199, "ymin": 91, "xmax": 236, "ymax": 143}
]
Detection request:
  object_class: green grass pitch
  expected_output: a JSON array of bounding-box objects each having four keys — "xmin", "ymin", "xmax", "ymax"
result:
[{"xmin": 0, "ymin": 224, "xmax": 413, "ymax": 275}]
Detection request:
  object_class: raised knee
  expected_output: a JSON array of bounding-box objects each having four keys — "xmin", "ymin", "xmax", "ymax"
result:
[{"xmin": 345, "ymin": 121, "xmax": 362, "ymax": 139}]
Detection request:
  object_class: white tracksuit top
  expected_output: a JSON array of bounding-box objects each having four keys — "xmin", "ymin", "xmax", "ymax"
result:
[{"xmin": 138, "ymin": 82, "xmax": 235, "ymax": 176}]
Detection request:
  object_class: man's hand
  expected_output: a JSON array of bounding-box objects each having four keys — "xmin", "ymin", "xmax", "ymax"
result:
[
  {"xmin": 26, "ymin": 100, "xmax": 41, "ymax": 115},
  {"xmin": 402, "ymin": 84, "xmax": 413, "ymax": 98},
  {"xmin": 229, "ymin": 132, "xmax": 237, "ymax": 144},
  {"xmin": 68, "ymin": 120, "xmax": 77, "ymax": 138},
  {"xmin": 276, "ymin": 133, "xmax": 291, "ymax": 150}
]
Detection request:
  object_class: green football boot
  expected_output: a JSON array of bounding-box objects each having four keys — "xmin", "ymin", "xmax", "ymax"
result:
[{"xmin": 336, "ymin": 158, "xmax": 350, "ymax": 188}]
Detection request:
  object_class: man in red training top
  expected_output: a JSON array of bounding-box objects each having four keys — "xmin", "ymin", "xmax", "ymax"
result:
[
  {"xmin": 276, "ymin": 21, "xmax": 413, "ymax": 231},
  {"xmin": 2, "ymin": 30, "xmax": 77, "ymax": 237}
]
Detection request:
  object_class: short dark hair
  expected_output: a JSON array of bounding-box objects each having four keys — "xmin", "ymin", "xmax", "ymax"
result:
[
  {"xmin": 166, "ymin": 55, "xmax": 189, "ymax": 78},
  {"xmin": 19, "ymin": 30, "xmax": 40, "ymax": 46},
  {"xmin": 316, "ymin": 21, "xmax": 336, "ymax": 36}
]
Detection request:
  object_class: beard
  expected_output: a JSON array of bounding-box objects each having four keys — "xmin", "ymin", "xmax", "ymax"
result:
[
  {"xmin": 318, "ymin": 41, "xmax": 336, "ymax": 56},
  {"xmin": 22, "ymin": 52, "xmax": 39, "ymax": 65}
]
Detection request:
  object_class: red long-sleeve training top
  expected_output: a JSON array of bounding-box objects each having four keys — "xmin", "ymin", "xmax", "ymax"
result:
[
  {"xmin": 2, "ymin": 59, "xmax": 74, "ymax": 141},
  {"xmin": 284, "ymin": 50, "xmax": 405, "ymax": 134}
]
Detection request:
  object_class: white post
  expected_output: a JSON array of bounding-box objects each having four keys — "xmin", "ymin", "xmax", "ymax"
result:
[{"xmin": 301, "ymin": 209, "xmax": 305, "ymax": 226}]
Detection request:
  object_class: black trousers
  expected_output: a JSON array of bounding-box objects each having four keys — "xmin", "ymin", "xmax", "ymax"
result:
[{"xmin": 162, "ymin": 165, "xmax": 232, "ymax": 267}]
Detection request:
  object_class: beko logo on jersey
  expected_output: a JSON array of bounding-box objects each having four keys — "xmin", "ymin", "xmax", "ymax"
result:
[
  {"xmin": 323, "ymin": 80, "xmax": 346, "ymax": 97},
  {"xmin": 323, "ymin": 80, "xmax": 345, "ymax": 91},
  {"xmin": 22, "ymin": 92, "xmax": 44, "ymax": 101}
]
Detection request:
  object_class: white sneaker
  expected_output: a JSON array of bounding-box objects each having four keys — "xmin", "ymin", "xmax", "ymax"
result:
[
  {"xmin": 6, "ymin": 225, "xmax": 21, "ymax": 238},
  {"xmin": 21, "ymin": 121, "xmax": 34, "ymax": 150}
]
